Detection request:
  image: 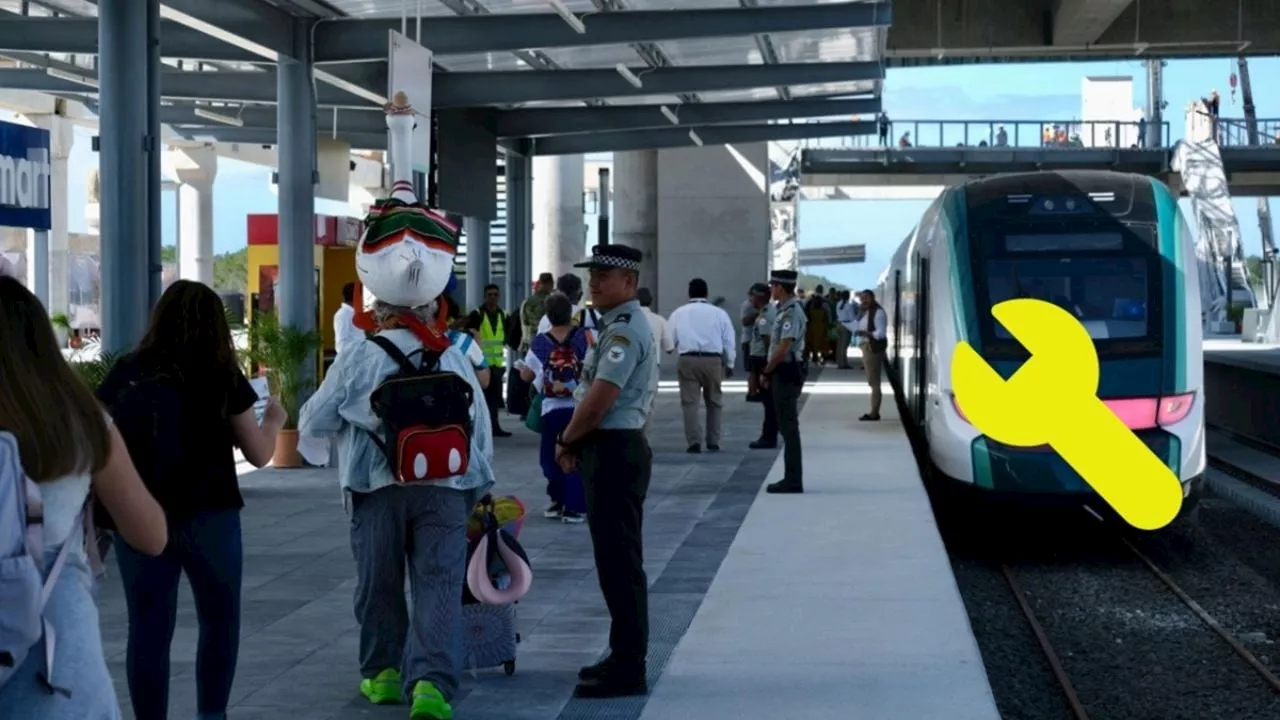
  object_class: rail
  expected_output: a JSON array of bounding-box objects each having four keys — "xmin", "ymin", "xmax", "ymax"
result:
[{"xmin": 790, "ymin": 118, "xmax": 1280, "ymax": 151}]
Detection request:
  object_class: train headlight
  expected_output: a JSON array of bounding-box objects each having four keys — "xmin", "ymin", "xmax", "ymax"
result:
[
  {"xmin": 949, "ymin": 393, "xmax": 971, "ymax": 424},
  {"xmin": 1156, "ymin": 393, "xmax": 1195, "ymax": 427}
]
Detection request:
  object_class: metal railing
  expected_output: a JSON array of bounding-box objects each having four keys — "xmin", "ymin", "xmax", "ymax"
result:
[
  {"xmin": 794, "ymin": 119, "xmax": 1176, "ymax": 151},
  {"xmin": 1216, "ymin": 118, "xmax": 1280, "ymax": 147}
]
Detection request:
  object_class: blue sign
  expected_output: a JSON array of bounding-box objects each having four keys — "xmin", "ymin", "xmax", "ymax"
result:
[{"xmin": 0, "ymin": 119, "xmax": 52, "ymax": 231}]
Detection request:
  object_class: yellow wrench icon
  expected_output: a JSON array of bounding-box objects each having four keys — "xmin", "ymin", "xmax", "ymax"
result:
[{"xmin": 951, "ymin": 298, "xmax": 1183, "ymax": 530}]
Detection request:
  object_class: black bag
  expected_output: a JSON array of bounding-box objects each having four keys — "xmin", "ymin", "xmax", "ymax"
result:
[
  {"xmin": 506, "ymin": 367, "xmax": 532, "ymax": 418},
  {"xmin": 503, "ymin": 311, "xmax": 523, "ymax": 352},
  {"xmin": 366, "ymin": 336, "xmax": 475, "ymax": 484},
  {"xmin": 98, "ymin": 367, "xmax": 189, "ymax": 529}
]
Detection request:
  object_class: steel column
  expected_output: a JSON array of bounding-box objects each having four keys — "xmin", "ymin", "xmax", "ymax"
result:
[
  {"xmin": 147, "ymin": 0, "xmax": 162, "ymax": 305},
  {"xmin": 97, "ymin": 0, "xmax": 153, "ymax": 354},
  {"xmin": 505, "ymin": 154, "xmax": 532, "ymax": 311},
  {"xmin": 464, "ymin": 217, "xmax": 491, "ymax": 312},
  {"xmin": 277, "ymin": 19, "xmax": 318, "ymax": 373}
]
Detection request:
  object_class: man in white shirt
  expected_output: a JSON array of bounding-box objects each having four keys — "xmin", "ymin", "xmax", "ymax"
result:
[
  {"xmin": 834, "ymin": 290, "xmax": 856, "ymax": 369},
  {"xmin": 668, "ymin": 278, "xmax": 737, "ymax": 453},
  {"xmin": 854, "ymin": 289, "xmax": 889, "ymax": 422},
  {"xmin": 537, "ymin": 273, "xmax": 601, "ymax": 341},
  {"xmin": 333, "ymin": 282, "xmax": 363, "ymax": 355},
  {"xmin": 637, "ymin": 287, "xmax": 674, "ymax": 434}
]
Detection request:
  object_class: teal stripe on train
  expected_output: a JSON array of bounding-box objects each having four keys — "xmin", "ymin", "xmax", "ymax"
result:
[
  {"xmin": 1150, "ymin": 178, "xmax": 1187, "ymax": 393},
  {"xmin": 944, "ymin": 187, "xmax": 977, "ymax": 346}
]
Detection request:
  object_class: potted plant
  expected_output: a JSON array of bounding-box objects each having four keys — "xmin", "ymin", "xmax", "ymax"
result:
[
  {"xmin": 50, "ymin": 312, "xmax": 72, "ymax": 348},
  {"xmin": 245, "ymin": 310, "xmax": 321, "ymax": 468},
  {"xmin": 1227, "ymin": 303, "xmax": 1246, "ymax": 334},
  {"xmin": 67, "ymin": 340, "xmax": 117, "ymax": 391}
]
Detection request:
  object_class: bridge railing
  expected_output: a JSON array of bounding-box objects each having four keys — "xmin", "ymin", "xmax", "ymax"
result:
[
  {"xmin": 1216, "ymin": 118, "xmax": 1280, "ymax": 147},
  {"xmin": 791, "ymin": 119, "xmax": 1179, "ymax": 151}
]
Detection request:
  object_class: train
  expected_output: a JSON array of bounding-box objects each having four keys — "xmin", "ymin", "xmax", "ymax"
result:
[{"xmin": 879, "ymin": 170, "xmax": 1205, "ymax": 519}]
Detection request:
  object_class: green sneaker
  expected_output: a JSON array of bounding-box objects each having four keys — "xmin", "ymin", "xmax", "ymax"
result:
[
  {"xmin": 359, "ymin": 668, "xmax": 403, "ymax": 705},
  {"xmin": 410, "ymin": 680, "xmax": 454, "ymax": 720}
]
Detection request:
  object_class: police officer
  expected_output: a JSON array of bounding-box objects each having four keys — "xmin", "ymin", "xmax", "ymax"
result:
[
  {"xmin": 761, "ymin": 269, "xmax": 807, "ymax": 494},
  {"xmin": 553, "ymin": 244, "xmax": 656, "ymax": 699},
  {"xmin": 745, "ymin": 282, "xmax": 779, "ymax": 450}
]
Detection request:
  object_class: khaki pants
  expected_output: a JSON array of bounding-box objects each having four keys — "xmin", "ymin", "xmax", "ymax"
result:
[
  {"xmin": 677, "ymin": 354, "xmax": 724, "ymax": 447},
  {"xmin": 860, "ymin": 342, "xmax": 883, "ymax": 415}
]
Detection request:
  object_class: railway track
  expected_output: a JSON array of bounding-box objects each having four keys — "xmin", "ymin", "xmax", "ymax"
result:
[{"xmin": 1002, "ymin": 510, "xmax": 1280, "ymax": 720}]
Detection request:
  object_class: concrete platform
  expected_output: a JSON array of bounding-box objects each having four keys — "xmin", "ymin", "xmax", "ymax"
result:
[
  {"xmin": 637, "ymin": 373, "xmax": 1000, "ymax": 720},
  {"xmin": 1203, "ymin": 337, "xmax": 1280, "ymax": 449}
]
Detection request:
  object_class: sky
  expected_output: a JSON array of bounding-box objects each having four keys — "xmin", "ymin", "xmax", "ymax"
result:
[{"xmin": 6, "ymin": 55, "xmax": 1278, "ymax": 295}]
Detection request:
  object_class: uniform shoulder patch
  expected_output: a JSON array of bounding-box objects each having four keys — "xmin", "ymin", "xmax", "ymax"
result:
[
  {"xmin": 608, "ymin": 333, "xmax": 632, "ymax": 347},
  {"xmin": 606, "ymin": 344, "xmax": 627, "ymax": 363}
]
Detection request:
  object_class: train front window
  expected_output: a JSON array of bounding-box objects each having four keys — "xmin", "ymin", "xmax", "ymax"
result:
[
  {"xmin": 985, "ymin": 256, "xmax": 1150, "ymax": 339},
  {"xmin": 972, "ymin": 224, "xmax": 1162, "ymax": 354}
]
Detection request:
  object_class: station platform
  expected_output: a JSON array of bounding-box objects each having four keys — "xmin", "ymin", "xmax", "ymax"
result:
[
  {"xmin": 637, "ymin": 372, "xmax": 999, "ymax": 720},
  {"xmin": 1203, "ymin": 336, "xmax": 1280, "ymax": 450},
  {"xmin": 94, "ymin": 365, "xmax": 997, "ymax": 720}
]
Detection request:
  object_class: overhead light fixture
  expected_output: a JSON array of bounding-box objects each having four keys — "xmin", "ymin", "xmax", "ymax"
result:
[
  {"xmin": 193, "ymin": 107, "xmax": 244, "ymax": 127},
  {"xmin": 688, "ymin": 130, "xmax": 704, "ymax": 147},
  {"xmin": 660, "ymin": 105, "xmax": 679, "ymax": 125},
  {"xmin": 615, "ymin": 64, "xmax": 643, "ymax": 89},
  {"xmin": 46, "ymin": 67, "xmax": 98, "ymax": 89},
  {"xmin": 547, "ymin": 0, "xmax": 586, "ymax": 34}
]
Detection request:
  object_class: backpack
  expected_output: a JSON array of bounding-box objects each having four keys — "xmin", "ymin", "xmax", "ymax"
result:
[
  {"xmin": 0, "ymin": 431, "xmax": 89, "ymax": 694},
  {"xmin": 542, "ymin": 328, "xmax": 590, "ymax": 399},
  {"xmin": 98, "ymin": 366, "xmax": 188, "ymax": 528},
  {"xmin": 367, "ymin": 336, "xmax": 476, "ymax": 484}
]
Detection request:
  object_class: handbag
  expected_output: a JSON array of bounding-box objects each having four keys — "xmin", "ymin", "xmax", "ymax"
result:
[{"xmin": 523, "ymin": 393, "xmax": 543, "ymax": 433}]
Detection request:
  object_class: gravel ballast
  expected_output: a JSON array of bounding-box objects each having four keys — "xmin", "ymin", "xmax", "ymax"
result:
[{"xmin": 939, "ymin": 499, "xmax": 1280, "ymax": 720}]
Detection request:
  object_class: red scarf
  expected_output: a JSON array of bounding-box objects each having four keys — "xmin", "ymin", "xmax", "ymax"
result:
[{"xmin": 352, "ymin": 293, "xmax": 452, "ymax": 352}]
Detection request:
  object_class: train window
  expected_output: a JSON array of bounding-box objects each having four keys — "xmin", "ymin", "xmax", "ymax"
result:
[
  {"xmin": 984, "ymin": 256, "xmax": 1150, "ymax": 340},
  {"xmin": 1004, "ymin": 232, "xmax": 1125, "ymax": 253}
]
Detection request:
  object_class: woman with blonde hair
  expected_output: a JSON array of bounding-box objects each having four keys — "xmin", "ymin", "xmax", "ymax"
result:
[{"xmin": 0, "ymin": 276, "xmax": 168, "ymax": 720}]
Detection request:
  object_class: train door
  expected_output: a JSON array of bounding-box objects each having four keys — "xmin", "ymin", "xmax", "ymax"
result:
[
  {"xmin": 892, "ymin": 269, "xmax": 903, "ymax": 371},
  {"xmin": 914, "ymin": 256, "xmax": 930, "ymax": 426}
]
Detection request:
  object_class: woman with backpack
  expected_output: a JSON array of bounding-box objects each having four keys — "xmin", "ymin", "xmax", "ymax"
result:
[
  {"xmin": 0, "ymin": 276, "xmax": 168, "ymax": 720},
  {"xmin": 516, "ymin": 292, "xmax": 591, "ymax": 524},
  {"xmin": 96, "ymin": 280, "xmax": 286, "ymax": 720}
]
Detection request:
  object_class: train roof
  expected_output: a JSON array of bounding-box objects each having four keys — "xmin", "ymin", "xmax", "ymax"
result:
[{"xmin": 961, "ymin": 170, "xmax": 1153, "ymax": 218}]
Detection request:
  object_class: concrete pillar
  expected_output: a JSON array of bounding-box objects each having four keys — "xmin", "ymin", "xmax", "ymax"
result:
[
  {"xmin": 613, "ymin": 150, "xmax": 659, "ymax": 301},
  {"xmin": 276, "ymin": 19, "xmax": 318, "ymax": 371},
  {"xmin": 97, "ymin": 0, "xmax": 156, "ymax": 355},
  {"xmin": 171, "ymin": 145, "xmax": 218, "ymax": 285},
  {"xmin": 506, "ymin": 154, "xmax": 532, "ymax": 311},
  {"xmin": 25, "ymin": 230, "xmax": 48, "ymax": 308},
  {"xmin": 464, "ymin": 216, "xmax": 491, "ymax": 311},
  {"xmin": 25, "ymin": 113, "xmax": 73, "ymax": 318},
  {"xmin": 531, "ymin": 154, "xmax": 584, "ymax": 279}
]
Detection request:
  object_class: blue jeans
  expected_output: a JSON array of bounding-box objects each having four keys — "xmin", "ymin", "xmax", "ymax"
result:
[
  {"xmin": 539, "ymin": 406, "xmax": 586, "ymax": 513},
  {"xmin": 114, "ymin": 509, "xmax": 243, "ymax": 720}
]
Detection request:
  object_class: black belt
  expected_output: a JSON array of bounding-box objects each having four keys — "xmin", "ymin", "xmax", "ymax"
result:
[{"xmin": 680, "ymin": 352, "xmax": 722, "ymax": 358}]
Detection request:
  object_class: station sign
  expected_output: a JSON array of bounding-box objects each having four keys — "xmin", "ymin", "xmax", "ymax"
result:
[
  {"xmin": 0, "ymin": 119, "xmax": 52, "ymax": 231},
  {"xmin": 798, "ymin": 243, "xmax": 866, "ymax": 266}
]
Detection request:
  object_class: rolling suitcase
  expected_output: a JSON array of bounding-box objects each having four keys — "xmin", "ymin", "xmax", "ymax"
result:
[{"xmin": 462, "ymin": 602, "xmax": 520, "ymax": 675}]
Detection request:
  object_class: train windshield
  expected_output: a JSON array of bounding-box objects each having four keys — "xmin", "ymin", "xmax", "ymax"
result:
[{"xmin": 973, "ymin": 223, "xmax": 1162, "ymax": 356}]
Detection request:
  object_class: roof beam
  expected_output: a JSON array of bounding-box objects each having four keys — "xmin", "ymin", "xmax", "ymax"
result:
[
  {"xmin": 436, "ymin": 62, "xmax": 885, "ymax": 107},
  {"xmin": 1052, "ymin": 0, "xmax": 1135, "ymax": 46},
  {"xmin": 162, "ymin": 126, "xmax": 528, "ymax": 155},
  {"xmin": 0, "ymin": 17, "xmax": 264, "ymax": 62},
  {"xmin": 313, "ymin": 3, "xmax": 893, "ymax": 63},
  {"xmin": 157, "ymin": 0, "xmax": 298, "ymax": 60},
  {"xmin": 530, "ymin": 120, "xmax": 878, "ymax": 156},
  {"xmin": 0, "ymin": 68, "xmax": 371, "ymax": 106},
  {"xmin": 159, "ymin": 103, "xmax": 389, "ymax": 134},
  {"xmin": 497, "ymin": 97, "xmax": 882, "ymax": 137}
]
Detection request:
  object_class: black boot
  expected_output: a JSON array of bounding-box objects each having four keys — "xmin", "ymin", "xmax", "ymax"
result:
[
  {"xmin": 766, "ymin": 478, "xmax": 803, "ymax": 494},
  {"xmin": 574, "ymin": 659, "xmax": 647, "ymax": 698},
  {"xmin": 749, "ymin": 439, "xmax": 777, "ymax": 450}
]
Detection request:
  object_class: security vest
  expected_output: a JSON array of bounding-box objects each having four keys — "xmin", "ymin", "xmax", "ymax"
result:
[{"xmin": 478, "ymin": 309, "xmax": 506, "ymax": 367}]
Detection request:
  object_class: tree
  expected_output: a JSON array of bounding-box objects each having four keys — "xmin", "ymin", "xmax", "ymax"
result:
[
  {"xmin": 798, "ymin": 271, "xmax": 847, "ymax": 293},
  {"xmin": 1245, "ymin": 254, "xmax": 1263, "ymax": 288},
  {"xmin": 213, "ymin": 248, "xmax": 248, "ymax": 293}
]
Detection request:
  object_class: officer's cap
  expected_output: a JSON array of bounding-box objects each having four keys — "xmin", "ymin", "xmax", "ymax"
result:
[
  {"xmin": 749, "ymin": 283, "xmax": 771, "ymax": 296},
  {"xmin": 769, "ymin": 269, "xmax": 799, "ymax": 285},
  {"xmin": 575, "ymin": 244, "xmax": 642, "ymax": 271}
]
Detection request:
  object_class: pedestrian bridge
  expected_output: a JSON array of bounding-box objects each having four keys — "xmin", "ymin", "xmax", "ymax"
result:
[{"xmin": 788, "ymin": 118, "xmax": 1280, "ymax": 198}]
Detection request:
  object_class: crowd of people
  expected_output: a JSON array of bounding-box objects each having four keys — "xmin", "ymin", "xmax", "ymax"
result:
[{"xmin": 0, "ymin": 214, "xmax": 887, "ymax": 719}]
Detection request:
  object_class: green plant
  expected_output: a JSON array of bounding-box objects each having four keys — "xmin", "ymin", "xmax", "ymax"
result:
[
  {"xmin": 68, "ymin": 345, "xmax": 117, "ymax": 391},
  {"xmin": 244, "ymin": 310, "xmax": 321, "ymax": 430},
  {"xmin": 50, "ymin": 312, "xmax": 71, "ymax": 330},
  {"xmin": 1227, "ymin": 304, "xmax": 1246, "ymax": 324}
]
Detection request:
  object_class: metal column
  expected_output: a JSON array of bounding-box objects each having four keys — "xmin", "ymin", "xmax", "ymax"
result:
[
  {"xmin": 276, "ymin": 20, "xmax": 318, "ymax": 369},
  {"xmin": 505, "ymin": 154, "xmax": 532, "ymax": 310},
  {"xmin": 146, "ymin": 0, "xmax": 162, "ymax": 305},
  {"xmin": 465, "ymin": 217, "xmax": 491, "ymax": 311},
  {"xmin": 98, "ymin": 0, "xmax": 154, "ymax": 354}
]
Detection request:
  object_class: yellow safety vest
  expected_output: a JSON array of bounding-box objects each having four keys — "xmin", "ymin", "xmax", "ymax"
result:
[{"xmin": 479, "ymin": 310, "xmax": 505, "ymax": 367}]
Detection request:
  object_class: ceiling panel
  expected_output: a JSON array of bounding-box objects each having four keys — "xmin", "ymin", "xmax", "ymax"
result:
[
  {"xmin": 326, "ymin": 0, "xmax": 459, "ymax": 18},
  {"xmin": 541, "ymin": 44, "xmax": 647, "ymax": 70},
  {"xmin": 435, "ymin": 52, "xmax": 529, "ymax": 72},
  {"xmin": 518, "ymin": 94, "xmax": 684, "ymax": 109},
  {"xmin": 625, "ymin": 0, "xmax": 738, "ymax": 9},
  {"xmin": 698, "ymin": 87, "xmax": 780, "ymax": 103},
  {"xmin": 788, "ymin": 80, "xmax": 880, "ymax": 98},
  {"xmin": 661, "ymin": 36, "xmax": 763, "ymax": 67},
  {"xmin": 769, "ymin": 28, "xmax": 880, "ymax": 64}
]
